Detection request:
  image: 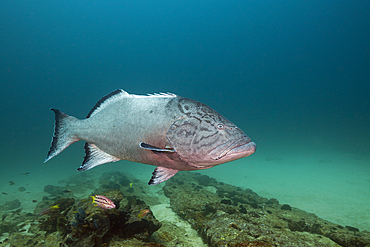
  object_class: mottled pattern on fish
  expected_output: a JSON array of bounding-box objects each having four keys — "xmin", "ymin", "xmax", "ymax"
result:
[
  {"xmin": 45, "ymin": 89, "xmax": 256, "ymax": 185},
  {"xmin": 166, "ymin": 97, "xmax": 249, "ymax": 165}
]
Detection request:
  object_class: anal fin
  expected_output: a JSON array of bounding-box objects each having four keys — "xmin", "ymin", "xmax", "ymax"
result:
[
  {"xmin": 148, "ymin": 167, "xmax": 178, "ymax": 185},
  {"xmin": 77, "ymin": 143, "xmax": 120, "ymax": 171}
]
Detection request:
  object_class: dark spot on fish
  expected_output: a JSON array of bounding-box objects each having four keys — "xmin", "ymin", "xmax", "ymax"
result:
[
  {"xmin": 32, "ymin": 200, "xmax": 38, "ymax": 203},
  {"xmin": 1, "ymin": 192, "xmax": 7, "ymax": 195},
  {"xmin": 9, "ymin": 181, "xmax": 15, "ymax": 185}
]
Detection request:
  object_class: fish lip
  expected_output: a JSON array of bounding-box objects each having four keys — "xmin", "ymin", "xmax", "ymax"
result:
[
  {"xmin": 213, "ymin": 137, "xmax": 256, "ymax": 160},
  {"xmin": 227, "ymin": 140, "xmax": 256, "ymax": 158}
]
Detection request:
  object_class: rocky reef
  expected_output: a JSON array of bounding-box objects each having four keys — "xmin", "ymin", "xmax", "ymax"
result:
[
  {"xmin": 0, "ymin": 172, "xmax": 162, "ymax": 246},
  {"xmin": 0, "ymin": 170, "xmax": 369, "ymax": 246},
  {"xmin": 163, "ymin": 172, "xmax": 370, "ymax": 247}
]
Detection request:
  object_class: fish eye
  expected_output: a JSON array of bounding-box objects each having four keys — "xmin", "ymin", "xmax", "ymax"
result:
[{"xmin": 216, "ymin": 124, "xmax": 224, "ymax": 130}]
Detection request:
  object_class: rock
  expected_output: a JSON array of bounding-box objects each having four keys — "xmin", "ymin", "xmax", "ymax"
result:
[
  {"xmin": 0, "ymin": 199, "xmax": 21, "ymax": 210},
  {"xmin": 18, "ymin": 187, "xmax": 26, "ymax": 192},
  {"xmin": 220, "ymin": 199, "xmax": 232, "ymax": 205},
  {"xmin": 114, "ymin": 204, "xmax": 162, "ymax": 241},
  {"xmin": 267, "ymin": 198, "xmax": 279, "ymax": 204},
  {"xmin": 163, "ymin": 172, "xmax": 370, "ymax": 247},
  {"xmin": 345, "ymin": 225, "xmax": 360, "ymax": 232},
  {"xmin": 98, "ymin": 171, "xmax": 137, "ymax": 192},
  {"xmin": 4, "ymin": 170, "xmax": 369, "ymax": 247},
  {"xmin": 48, "ymin": 189, "xmax": 161, "ymax": 246},
  {"xmin": 194, "ymin": 174, "xmax": 217, "ymax": 186},
  {"xmin": 44, "ymin": 185, "xmax": 65, "ymax": 195},
  {"xmin": 281, "ymin": 204, "xmax": 292, "ymax": 211}
]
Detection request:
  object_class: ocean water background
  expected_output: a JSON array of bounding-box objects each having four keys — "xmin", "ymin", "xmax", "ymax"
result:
[{"xmin": 1, "ymin": 0, "xmax": 369, "ymax": 231}]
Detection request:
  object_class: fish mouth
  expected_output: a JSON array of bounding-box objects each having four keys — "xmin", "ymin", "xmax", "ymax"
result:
[{"xmin": 209, "ymin": 137, "xmax": 256, "ymax": 160}]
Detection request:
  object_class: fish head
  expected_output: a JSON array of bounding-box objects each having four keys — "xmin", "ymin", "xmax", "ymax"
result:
[{"xmin": 166, "ymin": 98, "xmax": 256, "ymax": 167}]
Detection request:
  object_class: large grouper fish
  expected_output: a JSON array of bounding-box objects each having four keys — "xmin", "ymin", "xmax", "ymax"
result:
[{"xmin": 45, "ymin": 89, "xmax": 256, "ymax": 185}]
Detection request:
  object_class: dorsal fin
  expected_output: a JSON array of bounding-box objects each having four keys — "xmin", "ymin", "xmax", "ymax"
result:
[
  {"xmin": 86, "ymin": 89, "xmax": 129, "ymax": 118},
  {"xmin": 146, "ymin": 92, "xmax": 177, "ymax": 97}
]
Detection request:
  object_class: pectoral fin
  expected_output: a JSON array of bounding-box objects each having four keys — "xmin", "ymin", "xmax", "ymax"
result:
[
  {"xmin": 148, "ymin": 167, "xmax": 178, "ymax": 185},
  {"xmin": 139, "ymin": 142, "xmax": 175, "ymax": 152}
]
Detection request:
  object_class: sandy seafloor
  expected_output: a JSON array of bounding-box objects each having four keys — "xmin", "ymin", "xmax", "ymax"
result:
[{"xmin": 0, "ymin": 140, "xmax": 369, "ymax": 242}]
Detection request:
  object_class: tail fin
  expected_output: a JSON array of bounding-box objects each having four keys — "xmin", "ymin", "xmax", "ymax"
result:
[{"xmin": 44, "ymin": 108, "xmax": 79, "ymax": 163}]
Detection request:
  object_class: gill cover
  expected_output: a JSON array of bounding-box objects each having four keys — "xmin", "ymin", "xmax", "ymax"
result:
[{"xmin": 166, "ymin": 118, "xmax": 221, "ymax": 164}]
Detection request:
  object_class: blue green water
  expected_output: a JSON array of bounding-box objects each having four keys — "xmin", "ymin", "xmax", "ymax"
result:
[{"xmin": 1, "ymin": 0, "xmax": 369, "ymax": 231}]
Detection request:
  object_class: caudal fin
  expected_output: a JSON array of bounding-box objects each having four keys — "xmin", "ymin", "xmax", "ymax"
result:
[{"xmin": 44, "ymin": 108, "xmax": 79, "ymax": 163}]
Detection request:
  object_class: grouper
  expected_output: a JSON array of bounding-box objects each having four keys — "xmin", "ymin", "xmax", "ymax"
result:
[{"xmin": 45, "ymin": 89, "xmax": 256, "ymax": 185}]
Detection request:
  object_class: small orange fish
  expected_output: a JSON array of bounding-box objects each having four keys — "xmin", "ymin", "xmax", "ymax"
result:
[{"xmin": 138, "ymin": 209, "xmax": 150, "ymax": 219}]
